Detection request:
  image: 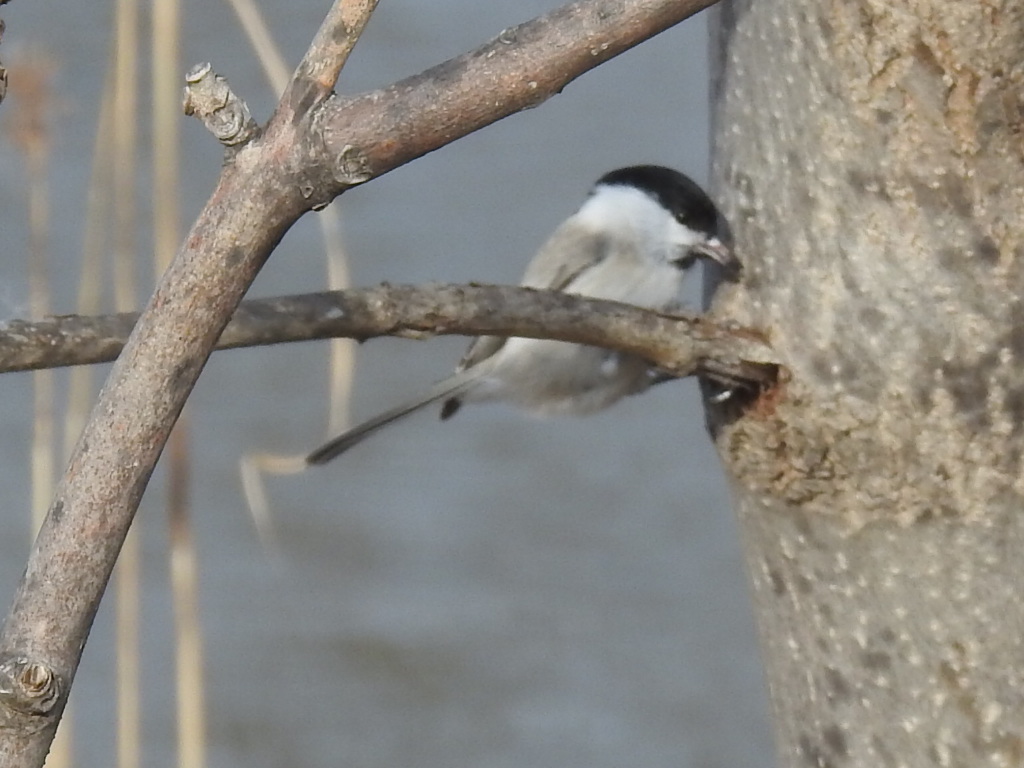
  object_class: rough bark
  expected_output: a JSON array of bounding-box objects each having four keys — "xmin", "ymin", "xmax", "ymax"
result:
[{"xmin": 709, "ymin": 1, "xmax": 1024, "ymax": 765}]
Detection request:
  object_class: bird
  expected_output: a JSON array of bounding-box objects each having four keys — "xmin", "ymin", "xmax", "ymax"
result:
[{"xmin": 306, "ymin": 165, "xmax": 735, "ymax": 465}]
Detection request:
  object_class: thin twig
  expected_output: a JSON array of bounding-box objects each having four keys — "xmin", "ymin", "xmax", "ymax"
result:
[
  {"xmin": 112, "ymin": 2, "xmax": 143, "ymax": 766},
  {"xmin": 273, "ymin": 0, "xmax": 379, "ymax": 140},
  {"xmin": 295, "ymin": 0, "xmax": 378, "ymax": 94},
  {"xmin": 224, "ymin": 0, "xmax": 359, "ymax": 528},
  {"xmin": 6, "ymin": 54, "xmax": 69, "ymax": 768},
  {"xmin": 0, "ymin": 284, "xmax": 777, "ymax": 383}
]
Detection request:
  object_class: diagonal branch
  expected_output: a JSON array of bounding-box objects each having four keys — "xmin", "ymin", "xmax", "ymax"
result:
[
  {"xmin": 0, "ymin": 284, "xmax": 778, "ymax": 383},
  {"xmin": 315, "ymin": 0, "xmax": 720, "ymax": 190},
  {"xmin": 0, "ymin": 0, "xmax": 721, "ymax": 764},
  {"xmin": 280, "ymin": 0, "xmax": 378, "ymax": 118}
]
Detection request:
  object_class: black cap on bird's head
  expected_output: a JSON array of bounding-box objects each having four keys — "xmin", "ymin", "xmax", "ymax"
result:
[{"xmin": 595, "ymin": 165, "xmax": 738, "ymax": 272}]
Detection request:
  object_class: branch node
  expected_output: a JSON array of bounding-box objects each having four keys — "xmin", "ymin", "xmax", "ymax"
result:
[
  {"xmin": 497, "ymin": 27, "xmax": 518, "ymax": 45},
  {"xmin": 333, "ymin": 144, "xmax": 372, "ymax": 186},
  {"xmin": 182, "ymin": 62, "xmax": 258, "ymax": 147},
  {"xmin": 0, "ymin": 656, "xmax": 62, "ymax": 717}
]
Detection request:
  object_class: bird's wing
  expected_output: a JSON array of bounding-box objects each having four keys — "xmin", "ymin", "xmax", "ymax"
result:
[
  {"xmin": 519, "ymin": 220, "xmax": 612, "ymax": 291},
  {"xmin": 453, "ymin": 222, "xmax": 612, "ymax": 373}
]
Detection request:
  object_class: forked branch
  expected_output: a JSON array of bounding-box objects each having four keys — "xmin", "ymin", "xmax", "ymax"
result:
[{"xmin": 0, "ymin": 1, "xmax": 721, "ymax": 764}]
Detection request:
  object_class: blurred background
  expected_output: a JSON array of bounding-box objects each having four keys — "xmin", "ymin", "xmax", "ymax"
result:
[{"xmin": 0, "ymin": 1, "xmax": 773, "ymax": 766}]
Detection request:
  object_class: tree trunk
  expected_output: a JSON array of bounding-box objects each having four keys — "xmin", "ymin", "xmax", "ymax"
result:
[{"xmin": 708, "ymin": 1, "xmax": 1024, "ymax": 765}]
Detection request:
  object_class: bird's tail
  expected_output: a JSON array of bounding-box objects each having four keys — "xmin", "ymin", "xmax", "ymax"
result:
[{"xmin": 306, "ymin": 368, "xmax": 483, "ymax": 465}]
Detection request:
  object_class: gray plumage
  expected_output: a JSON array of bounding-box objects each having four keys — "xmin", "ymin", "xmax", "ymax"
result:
[{"xmin": 307, "ymin": 166, "xmax": 733, "ymax": 465}]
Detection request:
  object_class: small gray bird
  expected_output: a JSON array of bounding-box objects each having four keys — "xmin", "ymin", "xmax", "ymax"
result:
[{"xmin": 307, "ymin": 165, "xmax": 734, "ymax": 465}]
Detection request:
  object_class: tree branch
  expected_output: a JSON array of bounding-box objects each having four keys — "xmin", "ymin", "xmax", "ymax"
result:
[
  {"xmin": 279, "ymin": 0, "xmax": 378, "ymax": 123},
  {"xmin": 0, "ymin": 284, "xmax": 777, "ymax": 383},
  {"xmin": 0, "ymin": 0, "xmax": 721, "ymax": 763},
  {"xmin": 306, "ymin": 0, "xmax": 722, "ymax": 193}
]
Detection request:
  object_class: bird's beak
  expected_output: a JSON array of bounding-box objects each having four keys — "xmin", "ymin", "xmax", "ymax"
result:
[{"xmin": 693, "ymin": 237, "xmax": 740, "ymax": 272}]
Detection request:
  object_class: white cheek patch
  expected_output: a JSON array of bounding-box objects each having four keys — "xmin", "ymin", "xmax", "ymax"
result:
[{"xmin": 671, "ymin": 222, "xmax": 704, "ymax": 249}]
